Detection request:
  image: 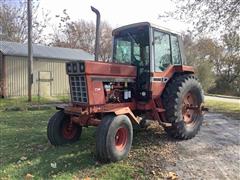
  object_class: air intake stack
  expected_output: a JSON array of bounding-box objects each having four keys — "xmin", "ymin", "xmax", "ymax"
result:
[{"xmin": 91, "ymin": 6, "xmax": 101, "ymax": 61}]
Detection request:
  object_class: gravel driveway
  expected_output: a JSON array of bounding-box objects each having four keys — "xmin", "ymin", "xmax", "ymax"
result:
[{"xmin": 166, "ymin": 113, "xmax": 240, "ymax": 179}]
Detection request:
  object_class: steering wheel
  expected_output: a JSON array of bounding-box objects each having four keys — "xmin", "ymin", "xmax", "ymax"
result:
[{"xmin": 159, "ymin": 55, "xmax": 171, "ymax": 71}]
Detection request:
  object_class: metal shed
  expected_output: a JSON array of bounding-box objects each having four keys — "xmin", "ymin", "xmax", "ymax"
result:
[{"xmin": 0, "ymin": 41, "xmax": 94, "ymax": 98}]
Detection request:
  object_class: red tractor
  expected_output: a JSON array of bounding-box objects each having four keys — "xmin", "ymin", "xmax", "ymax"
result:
[{"xmin": 47, "ymin": 7, "xmax": 207, "ymax": 162}]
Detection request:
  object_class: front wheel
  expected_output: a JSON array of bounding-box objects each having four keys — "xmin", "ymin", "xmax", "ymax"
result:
[
  {"xmin": 96, "ymin": 115, "xmax": 133, "ymax": 162},
  {"xmin": 47, "ymin": 111, "xmax": 82, "ymax": 145}
]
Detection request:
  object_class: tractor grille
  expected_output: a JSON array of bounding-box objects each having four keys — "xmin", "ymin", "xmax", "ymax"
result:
[{"xmin": 69, "ymin": 75, "xmax": 88, "ymax": 103}]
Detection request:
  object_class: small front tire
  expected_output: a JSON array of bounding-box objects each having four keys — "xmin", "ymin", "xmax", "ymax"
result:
[{"xmin": 47, "ymin": 111, "xmax": 82, "ymax": 145}]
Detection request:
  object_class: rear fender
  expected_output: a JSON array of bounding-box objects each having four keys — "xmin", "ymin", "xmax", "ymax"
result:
[{"xmin": 151, "ymin": 65, "xmax": 194, "ymax": 98}]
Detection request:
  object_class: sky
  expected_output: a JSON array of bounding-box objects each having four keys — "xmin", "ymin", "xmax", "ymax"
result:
[{"xmin": 39, "ymin": 0, "xmax": 187, "ymax": 33}]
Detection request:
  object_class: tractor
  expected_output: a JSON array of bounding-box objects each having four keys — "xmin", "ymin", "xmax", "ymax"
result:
[{"xmin": 47, "ymin": 7, "xmax": 207, "ymax": 162}]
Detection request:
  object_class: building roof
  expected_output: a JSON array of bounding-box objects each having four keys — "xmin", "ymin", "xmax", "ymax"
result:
[
  {"xmin": 0, "ymin": 41, "xmax": 94, "ymax": 61},
  {"xmin": 112, "ymin": 22, "xmax": 180, "ymax": 36}
]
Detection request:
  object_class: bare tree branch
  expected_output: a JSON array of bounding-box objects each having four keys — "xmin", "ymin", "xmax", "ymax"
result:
[
  {"xmin": 50, "ymin": 10, "xmax": 112, "ymax": 61},
  {"xmin": 0, "ymin": 0, "xmax": 50, "ymax": 43},
  {"xmin": 159, "ymin": 0, "xmax": 240, "ymax": 35}
]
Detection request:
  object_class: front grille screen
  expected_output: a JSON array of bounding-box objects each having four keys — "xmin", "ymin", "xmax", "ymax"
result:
[{"xmin": 70, "ymin": 75, "xmax": 88, "ymax": 103}]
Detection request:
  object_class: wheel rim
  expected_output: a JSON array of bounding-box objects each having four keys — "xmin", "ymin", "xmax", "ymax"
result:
[
  {"xmin": 182, "ymin": 92, "xmax": 197, "ymax": 124},
  {"xmin": 62, "ymin": 121, "xmax": 77, "ymax": 140},
  {"xmin": 115, "ymin": 127, "xmax": 128, "ymax": 151}
]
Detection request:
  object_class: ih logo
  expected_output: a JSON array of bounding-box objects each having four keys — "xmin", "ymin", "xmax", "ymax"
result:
[{"xmin": 95, "ymin": 87, "xmax": 101, "ymax": 91}]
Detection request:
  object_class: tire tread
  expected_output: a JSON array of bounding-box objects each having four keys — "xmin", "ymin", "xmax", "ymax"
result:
[{"xmin": 162, "ymin": 74, "xmax": 204, "ymax": 140}]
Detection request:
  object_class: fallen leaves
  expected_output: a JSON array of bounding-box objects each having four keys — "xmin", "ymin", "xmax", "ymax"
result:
[
  {"xmin": 24, "ymin": 173, "xmax": 34, "ymax": 180},
  {"xmin": 17, "ymin": 156, "xmax": 28, "ymax": 164},
  {"xmin": 72, "ymin": 175, "xmax": 91, "ymax": 180},
  {"xmin": 20, "ymin": 156, "xmax": 28, "ymax": 161},
  {"xmin": 151, "ymin": 170, "xmax": 156, "ymax": 175},
  {"xmin": 50, "ymin": 162, "xmax": 57, "ymax": 168},
  {"xmin": 150, "ymin": 170, "xmax": 178, "ymax": 179},
  {"xmin": 167, "ymin": 172, "xmax": 178, "ymax": 180},
  {"xmin": 126, "ymin": 122, "xmax": 178, "ymax": 178},
  {"xmin": 27, "ymin": 161, "xmax": 33, "ymax": 165}
]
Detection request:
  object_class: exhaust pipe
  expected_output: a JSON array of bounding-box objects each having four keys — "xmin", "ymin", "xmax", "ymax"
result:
[{"xmin": 91, "ymin": 6, "xmax": 100, "ymax": 61}]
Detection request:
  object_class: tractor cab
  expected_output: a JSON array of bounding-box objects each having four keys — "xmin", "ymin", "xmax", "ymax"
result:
[{"xmin": 112, "ymin": 22, "xmax": 186, "ymax": 100}]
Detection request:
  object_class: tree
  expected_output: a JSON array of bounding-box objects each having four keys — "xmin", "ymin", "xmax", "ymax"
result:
[
  {"xmin": 182, "ymin": 34, "xmax": 216, "ymax": 91},
  {"xmin": 0, "ymin": 0, "xmax": 50, "ymax": 43},
  {"xmin": 195, "ymin": 61, "xmax": 216, "ymax": 92},
  {"xmin": 99, "ymin": 22, "xmax": 112, "ymax": 61},
  {"xmin": 211, "ymin": 31, "xmax": 240, "ymax": 96},
  {"xmin": 182, "ymin": 32, "xmax": 240, "ymax": 96},
  {"xmin": 50, "ymin": 10, "xmax": 113, "ymax": 61},
  {"xmin": 160, "ymin": 0, "xmax": 240, "ymax": 35}
]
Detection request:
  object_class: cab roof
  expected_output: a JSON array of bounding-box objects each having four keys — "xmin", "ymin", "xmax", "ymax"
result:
[{"xmin": 112, "ymin": 22, "xmax": 181, "ymax": 36}]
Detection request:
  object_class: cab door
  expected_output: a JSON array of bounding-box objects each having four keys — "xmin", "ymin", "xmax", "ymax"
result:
[
  {"xmin": 153, "ymin": 30, "xmax": 182, "ymax": 72},
  {"xmin": 151, "ymin": 29, "xmax": 183, "ymax": 97},
  {"xmin": 134, "ymin": 44, "xmax": 151, "ymax": 101}
]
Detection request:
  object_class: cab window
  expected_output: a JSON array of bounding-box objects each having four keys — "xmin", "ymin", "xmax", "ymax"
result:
[
  {"xmin": 114, "ymin": 40, "xmax": 131, "ymax": 63},
  {"xmin": 154, "ymin": 31, "xmax": 171, "ymax": 72},
  {"xmin": 171, "ymin": 35, "xmax": 181, "ymax": 64},
  {"xmin": 113, "ymin": 26, "xmax": 150, "ymax": 66}
]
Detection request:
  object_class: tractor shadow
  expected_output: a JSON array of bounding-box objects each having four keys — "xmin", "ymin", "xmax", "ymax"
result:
[
  {"xmin": 128, "ymin": 122, "xmax": 179, "ymax": 175},
  {"xmin": 132, "ymin": 122, "xmax": 178, "ymax": 147}
]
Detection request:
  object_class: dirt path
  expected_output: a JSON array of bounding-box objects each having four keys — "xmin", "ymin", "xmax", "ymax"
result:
[{"xmin": 165, "ymin": 113, "xmax": 240, "ymax": 179}]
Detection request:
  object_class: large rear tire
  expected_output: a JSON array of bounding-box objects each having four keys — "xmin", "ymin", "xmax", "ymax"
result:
[
  {"xmin": 47, "ymin": 111, "xmax": 82, "ymax": 145},
  {"xmin": 96, "ymin": 115, "xmax": 133, "ymax": 162},
  {"xmin": 162, "ymin": 74, "xmax": 204, "ymax": 140}
]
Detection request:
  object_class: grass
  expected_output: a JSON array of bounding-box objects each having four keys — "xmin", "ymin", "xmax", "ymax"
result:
[
  {"xmin": 0, "ymin": 105, "xmax": 176, "ymax": 179},
  {"xmin": 0, "ymin": 110, "xmax": 143, "ymax": 179},
  {"xmin": 205, "ymin": 99, "xmax": 240, "ymax": 120},
  {"xmin": 0, "ymin": 96, "xmax": 70, "ymax": 111},
  {"xmin": 206, "ymin": 93, "xmax": 240, "ymax": 99},
  {"xmin": 1, "ymin": 96, "xmax": 239, "ymax": 179}
]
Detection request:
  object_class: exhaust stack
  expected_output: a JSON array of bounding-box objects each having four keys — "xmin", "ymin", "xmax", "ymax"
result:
[{"xmin": 91, "ymin": 6, "xmax": 100, "ymax": 61}]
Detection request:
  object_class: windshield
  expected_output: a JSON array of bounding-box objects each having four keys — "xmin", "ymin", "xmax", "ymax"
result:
[{"xmin": 113, "ymin": 26, "xmax": 150, "ymax": 66}]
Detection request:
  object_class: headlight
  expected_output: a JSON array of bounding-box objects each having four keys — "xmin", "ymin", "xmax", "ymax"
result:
[
  {"xmin": 72, "ymin": 63, "xmax": 77, "ymax": 73},
  {"xmin": 79, "ymin": 62, "xmax": 85, "ymax": 72},
  {"xmin": 66, "ymin": 63, "xmax": 72, "ymax": 73},
  {"xmin": 66, "ymin": 62, "xmax": 84, "ymax": 74}
]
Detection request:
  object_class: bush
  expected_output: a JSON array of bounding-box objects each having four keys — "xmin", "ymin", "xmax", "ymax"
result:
[
  {"xmin": 195, "ymin": 61, "xmax": 216, "ymax": 92},
  {"xmin": 209, "ymin": 76, "xmax": 240, "ymax": 97}
]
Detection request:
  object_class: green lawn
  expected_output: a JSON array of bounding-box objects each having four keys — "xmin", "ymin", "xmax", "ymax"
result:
[
  {"xmin": 205, "ymin": 99, "xmax": 240, "ymax": 120},
  {"xmin": 0, "ymin": 96, "xmax": 70, "ymax": 111},
  {"xmin": 0, "ymin": 110, "xmax": 144, "ymax": 179}
]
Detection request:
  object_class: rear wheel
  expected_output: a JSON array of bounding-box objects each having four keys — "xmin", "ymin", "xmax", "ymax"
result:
[
  {"xmin": 96, "ymin": 115, "xmax": 133, "ymax": 162},
  {"xmin": 47, "ymin": 111, "xmax": 82, "ymax": 145},
  {"xmin": 162, "ymin": 74, "xmax": 204, "ymax": 139}
]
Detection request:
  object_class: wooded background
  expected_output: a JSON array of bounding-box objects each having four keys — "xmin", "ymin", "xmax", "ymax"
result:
[{"xmin": 1, "ymin": 0, "xmax": 239, "ymax": 96}]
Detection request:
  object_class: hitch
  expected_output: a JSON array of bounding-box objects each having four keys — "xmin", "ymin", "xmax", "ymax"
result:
[{"xmin": 185, "ymin": 104, "xmax": 208, "ymax": 113}]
